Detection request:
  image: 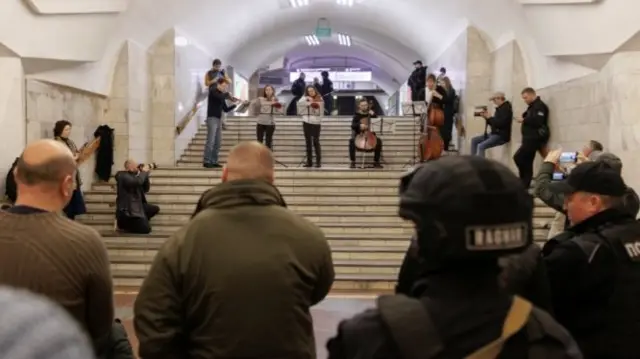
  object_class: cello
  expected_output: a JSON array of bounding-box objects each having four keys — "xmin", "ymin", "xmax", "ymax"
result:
[
  {"xmin": 419, "ymin": 84, "xmax": 445, "ymax": 161},
  {"xmin": 355, "ymin": 112, "xmax": 378, "ymax": 152}
]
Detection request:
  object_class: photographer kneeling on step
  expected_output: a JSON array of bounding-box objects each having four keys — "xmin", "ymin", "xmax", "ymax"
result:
[{"xmin": 114, "ymin": 160, "xmax": 160, "ymax": 234}]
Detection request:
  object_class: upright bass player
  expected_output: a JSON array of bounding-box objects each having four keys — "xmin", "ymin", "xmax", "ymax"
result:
[
  {"xmin": 418, "ymin": 74, "xmax": 447, "ymax": 162},
  {"xmin": 348, "ymin": 99, "xmax": 383, "ymax": 168}
]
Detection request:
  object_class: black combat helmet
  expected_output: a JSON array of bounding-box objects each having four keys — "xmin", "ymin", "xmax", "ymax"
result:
[{"xmin": 398, "ymin": 156, "xmax": 534, "ymax": 270}]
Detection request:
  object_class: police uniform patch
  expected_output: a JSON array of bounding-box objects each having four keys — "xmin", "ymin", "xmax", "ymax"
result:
[
  {"xmin": 537, "ymin": 111, "xmax": 544, "ymax": 116},
  {"xmin": 623, "ymin": 240, "xmax": 640, "ymax": 261},
  {"xmin": 465, "ymin": 223, "xmax": 528, "ymax": 251}
]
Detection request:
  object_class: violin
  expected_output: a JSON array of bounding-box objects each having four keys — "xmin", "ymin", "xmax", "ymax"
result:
[{"xmin": 419, "ymin": 88, "xmax": 445, "ymax": 161}]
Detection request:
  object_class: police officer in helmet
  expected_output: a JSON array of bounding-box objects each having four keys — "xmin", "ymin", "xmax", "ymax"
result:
[
  {"xmin": 543, "ymin": 161, "xmax": 640, "ymax": 358},
  {"xmin": 327, "ymin": 156, "xmax": 581, "ymax": 359}
]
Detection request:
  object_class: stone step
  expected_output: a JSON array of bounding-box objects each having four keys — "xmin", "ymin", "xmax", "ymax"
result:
[
  {"xmin": 110, "ymin": 269, "xmax": 398, "ymax": 291},
  {"xmin": 204, "ymin": 140, "xmax": 420, "ymax": 148},
  {"xmin": 222, "ymin": 116, "xmax": 411, "ymax": 123},
  {"xmin": 102, "ymin": 233, "xmax": 413, "ymax": 248},
  {"xmin": 178, "ymin": 156, "xmax": 409, "ymax": 165},
  {"xmin": 85, "ymin": 201, "xmax": 558, "ymax": 218},
  {"xmin": 109, "ymin": 254, "xmax": 401, "ymax": 275},
  {"xmin": 84, "ymin": 191, "xmax": 403, "ymax": 204},
  {"xmin": 146, "ymin": 167, "xmax": 406, "ymax": 178},
  {"xmin": 193, "ymin": 131, "xmax": 419, "ymax": 139},
  {"xmin": 80, "ymin": 218, "xmax": 416, "ymax": 235},
  {"xmin": 92, "ymin": 182, "xmax": 401, "ymax": 193},
  {"xmin": 117, "ymin": 177, "xmax": 404, "ymax": 186},
  {"xmin": 181, "ymin": 149, "xmax": 416, "ymax": 158},
  {"xmin": 84, "ymin": 208, "xmax": 553, "ymax": 229}
]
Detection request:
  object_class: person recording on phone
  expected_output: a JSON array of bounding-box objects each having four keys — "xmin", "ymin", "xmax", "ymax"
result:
[
  {"xmin": 115, "ymin": 159, "xmax": 160, "ymax": 234},
  {"xmin": 534, "ymin": 147, "xmax": 639, "ymax": 231},
  {"xmin": 470, "ymin": 92, "xmax": 512, "ymax": 157},
  {"xmin": 540, "ymin": 159, "xmax": 640, "ymax": 358}
]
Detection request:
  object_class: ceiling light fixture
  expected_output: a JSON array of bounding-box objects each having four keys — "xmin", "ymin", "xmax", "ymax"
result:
[
  {"xmin": 336, "ymin": 0, "xmax": 354, "ymax": 6},
  {"xmin": 337, "ymin": 33, "xmax": 351, "ymax": 47},
  {"xmin": 305, "ymin": 35, "xmax": 320, "ymax": 46},
  {"xmin": 290, "ymin": 0, "xmax": 309, "ymax": 7}
]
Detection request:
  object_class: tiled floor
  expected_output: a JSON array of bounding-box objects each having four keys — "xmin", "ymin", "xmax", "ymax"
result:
[{"xmin": 115, "ymin": 292, "xmax": 375, "ymax": 358}]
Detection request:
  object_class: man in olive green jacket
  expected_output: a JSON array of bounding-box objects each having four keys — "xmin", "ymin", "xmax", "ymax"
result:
[{"xmin": 134, "ymin": 142, "xmax": 334, "ymax": 359}]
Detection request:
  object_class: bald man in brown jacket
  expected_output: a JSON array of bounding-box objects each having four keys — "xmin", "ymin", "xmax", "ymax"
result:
[{"xmin": 134, "ymin": 141, "xmax": 334, "ymax": 359}]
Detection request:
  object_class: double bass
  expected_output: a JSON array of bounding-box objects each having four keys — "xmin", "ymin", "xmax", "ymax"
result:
[{"xmin": 419, "ymin": 89, "xmax": 445, "ymax": 161}]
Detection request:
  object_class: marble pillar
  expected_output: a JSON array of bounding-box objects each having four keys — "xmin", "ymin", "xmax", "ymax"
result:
[
  {"xmin": 174, "ymin": 30, "xmax": 211, "ymax": 160},
  {"xmin": 149, "ymin": 29, "xmax": 177, "ymax": 166},
  {"xmin": 127, "ymin": 41, "xmax": 151, "ymax": 164},
  {"xmin": 464, "ymin": 28, "xmax": 493, "ymax": 155},
  {"xmin": 103, "ymin": 44, "xmax": 131, "ymax": 170},
  {"xmin": 0, "ymin": 58, "xmax": 25, "ymax": 196}
]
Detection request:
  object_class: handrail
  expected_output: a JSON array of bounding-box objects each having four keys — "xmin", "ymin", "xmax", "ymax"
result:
[{"xmin": 176, "ymin": 83, "xmax": 209, "ymax": 137}]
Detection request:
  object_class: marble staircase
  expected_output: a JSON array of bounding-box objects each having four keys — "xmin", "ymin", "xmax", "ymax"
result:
[
  {"xmin": 79, "ymin": 116, "xmax": 555, "ymax": 292},
  {"xmin": 178, "ymin": 116, "xmax": 418, "ymax": 167}
]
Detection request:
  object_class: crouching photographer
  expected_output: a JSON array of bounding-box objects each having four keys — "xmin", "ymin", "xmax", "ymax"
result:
[{"xmin": 114, "ymin": 160, "xmax": 160, "ymax": 234}]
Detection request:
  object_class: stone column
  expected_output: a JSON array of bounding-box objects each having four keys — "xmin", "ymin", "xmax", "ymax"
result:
[
  {"xmin": 0, "ymin": 57, "xmax": 25, "ymax": 195},
  {"xmin": 102, "ymin": 44, "xmax": 130, "ymax": 170},
  {"xmin": 149, "ymin": 29, "xmax": 177, "ymax": 166}
]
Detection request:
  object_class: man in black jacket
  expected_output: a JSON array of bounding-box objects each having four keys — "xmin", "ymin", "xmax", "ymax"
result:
[
  {"xmin": 542, "ymin": 161, "xmax": 640, "ymax": 358},
  {"xmin": 320, "ymin": 71, "xmax": 334, "ymax": 115},
  {"xmin": 514, "ymin": 87, "xmax": 550, "ymax": 188},
  {"xmin": 328, "ymin": 157, "xmax": 581, "ymax": 359},
  {"xmin": 408, "ymin": 60, "xmax": 427, "ymax": 101},
  {"xmin": 286, "ymin": 72, "xmax": 306, "ymax": 115},
  {"xmin": 470, "ymin": 91, "xmax": 513, "ymax": 157},
  {"xmin": 115, "ymin": 160, "xmax": 159, "ymax": 234},
  {"xmin": 203, "ymin": 78, "xmax": 238, "ymax": 168}
]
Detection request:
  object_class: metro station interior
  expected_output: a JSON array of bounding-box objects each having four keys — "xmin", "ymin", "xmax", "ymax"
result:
[{"xmin": 0, "ymin": 0, "xmax": 639, "ymax": 357}]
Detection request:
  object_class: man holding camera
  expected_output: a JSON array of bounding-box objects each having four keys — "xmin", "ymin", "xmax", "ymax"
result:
[
  {"xmin": 470, "ymin": 91, "xmax": 513, "ymax": 157},
  {"xmin": 114, "ymin": 160, "xmax": 160, "ymax": 234},
  {"xmin": 541, "ymin": 160, "xmax": 640, "ymax": 358}
]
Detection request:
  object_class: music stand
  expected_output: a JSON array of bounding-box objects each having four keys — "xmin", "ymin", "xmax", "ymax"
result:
[
  {"xmin": 401, "ymin": 101, "xmax": 427, "ymax": 168},
  {"xmin": 295, "ymin": 101, "xmax": 322, "ymax": 167},
  {"xmin": 259, "ymin": 102, "xmax": 287, "ymax": 168}
]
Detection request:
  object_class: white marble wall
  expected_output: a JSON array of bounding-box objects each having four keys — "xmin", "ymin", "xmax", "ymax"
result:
[
  {"xmin": 537, "ymin": 51, "xmax": 640, "ymax": 191},
  {"xmin": 149, "ymin": 29, "xmax": 176, "ymax": 166},
  {"xmin": 0, "ymin": 58, "xmax": 26, "ymax": 196},
  {"xmin": 103, "ymin": 44, "xmax": 131, "ymax": 170},
  {"xmin": 174, "ymin": 31, "xmax": 212, "ymax": 160},
  {"xmin": 25, "ymin": 80, "xmax": 106, "ymax": 189}
]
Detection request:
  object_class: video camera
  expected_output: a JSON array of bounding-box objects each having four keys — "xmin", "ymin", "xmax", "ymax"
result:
[
  {"xmin": 474, "ymin": 106, "xmax": 488, "ymax": 117},
  {"xmin": 138, "ymin": 162, "xmax": 158, "ymax": 171}
]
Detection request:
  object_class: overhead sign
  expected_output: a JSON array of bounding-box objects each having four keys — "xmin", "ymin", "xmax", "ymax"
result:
[
  {"xmin": 290, "ymin": 71, "xmax": 372, "ymax": 82},
  {"xmin": 315, "ymin": 17, "xmax": 332, "ymax": 38}
]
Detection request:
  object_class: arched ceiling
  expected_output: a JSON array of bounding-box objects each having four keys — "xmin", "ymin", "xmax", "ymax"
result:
[
  {"xmin": 154, "ymin": 0, "xmax": 529, "ymax": 74},
  {"xmin": 228, "ymin": 22, "xmax": 418, "ymax": 83}
]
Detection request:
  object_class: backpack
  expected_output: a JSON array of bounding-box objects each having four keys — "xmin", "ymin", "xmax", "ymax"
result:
[{"xmin": 377, "ymin": 294, "xmax": 577, "ymax": 359}]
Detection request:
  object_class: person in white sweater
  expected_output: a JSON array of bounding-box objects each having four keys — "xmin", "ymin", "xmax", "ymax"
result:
[
  {"xmin": 298, "ymin": 86, "xmax": 324, "ymax": 168},
  {"xmin": 253, "ymin": 85, "xmax": 279, "ymax": 150}
]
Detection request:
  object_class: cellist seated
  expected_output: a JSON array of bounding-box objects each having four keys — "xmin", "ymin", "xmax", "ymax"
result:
[{"xmin": 348, "ymin": 99, "xmax": 383, "ymax": 169}]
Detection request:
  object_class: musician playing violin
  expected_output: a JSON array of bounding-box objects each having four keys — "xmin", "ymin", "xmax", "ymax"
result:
[{"xmin": 349, "ymin": 99, "xmax": 383, "ymax": 169}]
